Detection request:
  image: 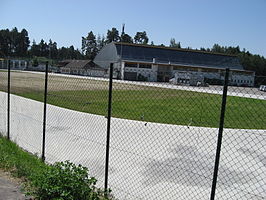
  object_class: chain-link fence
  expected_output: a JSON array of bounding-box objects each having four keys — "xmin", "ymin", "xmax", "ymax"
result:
[
  {"xmin": 0, "ymin": 60, "xmax": 8, "ymax": 136},
  {"xmin": 1, "ymin": 62, "xmax": 265, "ymax": 200}
]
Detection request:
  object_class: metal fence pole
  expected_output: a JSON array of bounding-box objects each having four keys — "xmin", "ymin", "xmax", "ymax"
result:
[
  {"xmin": 104, "ymin": 63, "xmax": 114, "ymax": 196},
  {"xmin": 210, "ymin": 68, "xmax": 230, "ymax": 200},
  {"xmin": 41, "ymin": 61, "xmax": 49, "ymax": 161},
  {"xmin": 7, "ymin": 60, "xmax": 11, "ymax": 140}
]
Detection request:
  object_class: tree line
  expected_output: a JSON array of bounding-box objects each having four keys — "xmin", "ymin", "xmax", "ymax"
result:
[
  {"xmin": 0, "ymin": 27, "xmax": 83, "ymax": 60},
  {"xmin": 0, "ymin": 27, "xmax": 265, "ymax": 76},
  {"xmin": 200, "ymin": 44, "xmax": 266, "ymax": 76},
  {"xmin": 81, "ymin": 27, "xmax": 149, "ymax": 59}
]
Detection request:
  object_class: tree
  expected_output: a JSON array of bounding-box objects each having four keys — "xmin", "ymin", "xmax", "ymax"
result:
[
  {"xmin": 106, "ymin": 28, "xmax": 120, "ymax": 43},
  {"xmin": 134, "ymin": 31, "xmax": 149, "ymax": 44},
  {"xmin": 48, "ymin": 39, "xmax": 58, "ymax": 59},
  {"xmin": 81, "ymin": 31, "xmax": 98, "ymax": 59},
  {"xmin": 10, "ymin": 27, "xmax": 19, "ymax": 56},
  {"xmin": 69, "ymin": 45, "xmax": 76, "ymax": 59},
  {"xmin": 120, "ymin": 33, "xmax": 133, "ymax": 43},
  {"xmin": 169, "ymin": 38, "xmax": 181, "ymax": 48},
  {"xmin": 58, "ymin": 47, "xmax": 69, "ymax": 59},
  {"xmin": 30, "ymin": 39, "xmax": 40, "ymax": 57},
  {"xmin": 17, "ymin": 29, "xmax": 30, "ymax": 57},
  {"xmin": 225, "ymin": 46, "xmax": 240, "ymax": 55},
  {"xmin": 81, "ymin": 36, "xmax": 87, "ymax": 55},
  {"xmin": 211, "ymin": 44, "xmax": 224, "ymax": 53},
  {"xmin": 96, "ymin": 34, "xmax": 106, "ymax": 51},
  {"xmin": 39, "ymin": 39, "xmax": 49, "ymax": 57},
  {"xmin": 32, "ymin": 56, "xmax": 39, "ymax": 66},
  {"xmin": 0, "ymin": 29, "xmax": 10, "ymax": 56}
]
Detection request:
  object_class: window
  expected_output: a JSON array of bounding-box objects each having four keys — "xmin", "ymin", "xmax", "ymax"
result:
[
  {"xmin": 139, "ymin": 64, "xmax": 152, "ymax": 69},
  {"xmin": 125, "ymin": 63, "xmax": 137, "ymax": 68}
]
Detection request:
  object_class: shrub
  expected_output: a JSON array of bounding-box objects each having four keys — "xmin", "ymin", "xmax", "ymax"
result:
[{"xmin": 28, "ymin": 161, "xmax": 105, "ymax": 200}]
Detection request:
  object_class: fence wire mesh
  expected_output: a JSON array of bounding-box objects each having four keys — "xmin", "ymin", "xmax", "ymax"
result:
[
  {"xmin": 9, "ymin": 69, "xmax": 44, "ymax": 156},
  {"xmin": 0, "ymin": 61, "xmax": 8, "ymax": 136},
  {"xmin": 45, "ymin": 73, "xmax": 109, "ymax": 187},
  {"xmin": 1, "ymin": 65, "xmax": 265, "ymax": 200},
  {"xmin": 108, "ymin": 76, "xmax": 224, "ymax": 199},
  {"xmin": 215, "ymin": 77, "xmax": 266, "ymax": 200}
]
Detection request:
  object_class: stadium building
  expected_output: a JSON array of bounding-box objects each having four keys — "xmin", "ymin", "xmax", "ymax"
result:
[{"xmin": 94, "ymin": 42, "xmax": 255, "ymax": 86}]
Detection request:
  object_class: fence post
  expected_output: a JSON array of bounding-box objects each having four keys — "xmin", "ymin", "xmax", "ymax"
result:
[
  {"xmin": 210, "ymin": 68, "xmax": 230, "ymax": 200},
  {"xmin": 104, "ymin": 63, "xmax": 114, "ymax": 196},
  {"xmin": 41, "ymin": 62, "xmax": 49, "ymax": 161},
  {"xmin": 7, "ymin": 60, "xmax": 11, "ymax": 140}
]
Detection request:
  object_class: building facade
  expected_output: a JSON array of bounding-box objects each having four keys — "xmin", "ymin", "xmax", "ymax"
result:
[
  {"xmin": 0, "ymin": 59, "xmax": 28, "ymax": 70},
  {"xmin": 59, "ymin": 60, "xmax": 106, "ymax": 77},
  {"xmin": 94, "ymin": 43, "xmax": 255, "ymax": 86}
]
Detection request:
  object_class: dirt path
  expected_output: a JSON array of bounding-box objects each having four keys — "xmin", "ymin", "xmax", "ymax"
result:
[{"xmin": 0, "ymin": 170, "xmax": 31, "ymax": 200}]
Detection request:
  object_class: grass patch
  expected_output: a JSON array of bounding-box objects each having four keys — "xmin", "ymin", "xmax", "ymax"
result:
[
  {"xmin": 0, "ymin": 71, "xmax": 264, "ymax": 129},
  {"xmin": 0, "ymin": 135, "xmax": 111, "ymax": 199},
  {"xmin": 0, "ymin": 135, "xmax": 47, "ymax": 178},
  {"xmin": 11, "ymin": 89, "xmax": 266, "ymax": 129}
]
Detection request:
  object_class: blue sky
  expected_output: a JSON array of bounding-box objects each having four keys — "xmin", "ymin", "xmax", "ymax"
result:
[{"xmin": 1, "ymin": 0, "xmax": 265, "ymax": 56}]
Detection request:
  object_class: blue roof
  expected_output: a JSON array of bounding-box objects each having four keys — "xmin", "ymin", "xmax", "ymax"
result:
[{"xmin": 114, "ymin": 43, "xmax": 243, "ymax": 70}]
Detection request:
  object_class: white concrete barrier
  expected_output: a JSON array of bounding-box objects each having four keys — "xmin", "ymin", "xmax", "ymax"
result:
[{"xmin": 0, "ymin": 92, "xmax": 265, "ymax": 199}]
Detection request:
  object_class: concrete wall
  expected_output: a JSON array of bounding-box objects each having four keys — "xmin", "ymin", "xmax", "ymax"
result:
[
  {"xmin": 0, "ymin": 92, "xmax": 264, "ymax": 200},
  {"xmin": 231, "ymin": 73, "xmax": 255, "ymax": 86},
  {"xmin": 172, "ymin": 69, "xmax": 255, "ymax": 86},
  {"xmin": 123, "ymin": 62, "xmax": 157, "ymax": 81}
]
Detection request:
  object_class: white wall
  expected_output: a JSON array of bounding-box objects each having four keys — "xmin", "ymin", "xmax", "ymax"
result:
[
  {"xmin": 232, "ymin": 74, "xmax": 255, "ymax": 86},
  {"xmin": 0, "ymin": 92, "xmax": 264, "ymax": 200}
]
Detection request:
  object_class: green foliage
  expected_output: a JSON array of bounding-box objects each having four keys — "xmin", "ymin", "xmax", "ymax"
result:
[
  {"xmin": 169, "ymin": 38, "xmax": 181, "ymax": 48},
  {"xmin": 28, "ymin": 161, "xmax": 105, "ymax": 200},
  {"xmin": 106, "ymin": 28, "xmax": 120, "ymax": 43},
  {"xmin": 30, "ymin": 39, "xmax": 83, "ymax": 60},
  {"xmin": 32, "ymin": 57, "xmax": 39, "ymax": 67},
  {"xmin": 96, "ymin": 34, "xmax": 106, "ymax": 52},
  {"xmin": 0, "ymin": 27, "xmax": 30, "ymax": 57},
  {"xmin": 0, "ymin": 135, "xmax": 47, "ymax": 179},
  {"xmin": 134, "ymin": 31, "xmax": 149, "ymax": 44},
  {"xmin": 0, "ymin": 136, "xmax": 110, "ymax": 200},
  {"xmin": 121, "ymin": 33, "xmax": 133, "ymax": 43},
  {"xmin": 82, "ymin": 31, "xmax": 98, "ymax": 59}
]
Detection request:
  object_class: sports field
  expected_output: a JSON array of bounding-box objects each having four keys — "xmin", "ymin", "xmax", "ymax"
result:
[{"xmin": 0, "ymin": 71, "xmax": 265, "ymax": 129}]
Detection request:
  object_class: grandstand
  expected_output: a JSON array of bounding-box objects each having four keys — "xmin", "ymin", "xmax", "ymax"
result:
[{"xmin": 94, "ymin": 42, "xmax": 255, "ymax": 86}]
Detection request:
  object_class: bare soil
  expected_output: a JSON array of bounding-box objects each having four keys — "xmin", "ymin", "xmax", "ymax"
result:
[{"xmin": 0, "ymin": 169, "xmax": 32, "ymax": 200}]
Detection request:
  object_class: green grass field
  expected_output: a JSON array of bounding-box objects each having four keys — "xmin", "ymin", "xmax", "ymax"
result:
[
  {"xmin": 0, "ymin": 71, "xmax": 265, "ymax": 129},
  {"xmin": 14, "ymin": 89, "xmax": 266, "ymax": 129}
]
